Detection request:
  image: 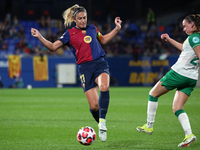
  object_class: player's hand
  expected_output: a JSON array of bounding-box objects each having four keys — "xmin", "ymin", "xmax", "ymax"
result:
[
  {"xmin": 31, "ymin": 28, "xmax": 41, "ymax": 38},
  {"xmin": 161, "ymin": 33, "xmax": 170, "ymax": 42},
  {"xmin": 115, "ymin": 17, "xmax": 122, "ymax": 30}
]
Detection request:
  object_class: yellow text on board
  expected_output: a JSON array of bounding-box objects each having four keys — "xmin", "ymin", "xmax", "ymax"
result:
[
  {"xmin": 129, "ymin": 60, "xmax": 169, "ymax": 67},
  {"xmin": 129, "ymin": 72, "xmax": 158, "ymax": 84}
]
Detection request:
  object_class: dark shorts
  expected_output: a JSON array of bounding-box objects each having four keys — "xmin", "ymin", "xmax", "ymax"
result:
[
  {"xmin": 78, "ymin": 57, "xmax": 110, "ymax": 92},
  {"xmin": 160, "ymin": 69, "xmax": 197, "ymax": 96}
]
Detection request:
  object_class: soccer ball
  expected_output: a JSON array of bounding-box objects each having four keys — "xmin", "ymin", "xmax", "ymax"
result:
[{"xmin": 77, "ymin": 126, "xmax": 96, "ymax": 145}]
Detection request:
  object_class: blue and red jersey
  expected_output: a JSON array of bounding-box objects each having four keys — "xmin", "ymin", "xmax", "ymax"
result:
[{"xmin": 59, "ymin": 24, "xmax": 105, "ymax": 64}]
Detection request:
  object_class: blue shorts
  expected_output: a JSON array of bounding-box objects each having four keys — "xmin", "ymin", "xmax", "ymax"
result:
[{"xmin": 78, "ymin": 57, "xmax": 110, "ymax": 92}]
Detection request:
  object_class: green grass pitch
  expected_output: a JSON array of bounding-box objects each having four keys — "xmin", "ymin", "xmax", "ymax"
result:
[{"xmin": 0, "ymin": 87, "xmax": 199, "ymax": 150}]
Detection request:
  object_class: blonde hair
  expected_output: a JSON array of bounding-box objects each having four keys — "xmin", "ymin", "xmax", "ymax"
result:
[{"xmin": 62, "ymin": 4, "xmax": 86, "ymax": 27}]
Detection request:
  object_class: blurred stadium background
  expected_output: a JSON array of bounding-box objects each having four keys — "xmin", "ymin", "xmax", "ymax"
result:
[{"xmin": 0, "ymin": 0, "xmax": 200, "ymax": 88}]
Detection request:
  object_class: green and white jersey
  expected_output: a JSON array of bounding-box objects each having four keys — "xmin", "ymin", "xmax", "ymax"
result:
[{"xmin": 171, "ymin": 33, "xmax": 200, "ymax": 80}]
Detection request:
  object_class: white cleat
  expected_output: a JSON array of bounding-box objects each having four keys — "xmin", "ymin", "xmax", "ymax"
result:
[
  {"xmin": 178, "ymin": 134, "xmax": 197, "ymax": 147},
  {"xmin": 99, "ymin": 118, "xmax": 107, "ymax": 142}
]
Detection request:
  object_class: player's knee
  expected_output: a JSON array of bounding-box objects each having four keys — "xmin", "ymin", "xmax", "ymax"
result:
[
  {"xmin": 90, "ymin": 104, "xmax": 99, "ymax": 111},
  {"xmin": 99, "ymin": 84, "xmax": 109, "ymax": 91},
  {"xmin": 149, "ymin": 90, "xmax": 155, "ymax": 97},
  {"xmin": 172, "ymin": 105, "xmax": 179, "ymax": 114},
  {"xmin": 149, "ymin": 91, "xmax": 160, "ymax": 98}
]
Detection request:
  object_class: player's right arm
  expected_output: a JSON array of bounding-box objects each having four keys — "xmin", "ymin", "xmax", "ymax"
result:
[
  {"xmin": 161, "ymin": 33, "xmax": 183, "ymax": 51},
  {"xmin": 31, "ymin": 28, "xmax": 63, "ymax": 51}
]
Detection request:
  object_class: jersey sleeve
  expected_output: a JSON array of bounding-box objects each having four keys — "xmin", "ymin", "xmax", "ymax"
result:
[
  {"xmin": 188, "ymin": 33, "xmax": 200, "ymax": 49},
  {"xmin": 59, "ymin": 30, "xmax": 70, "ymax": 45}
]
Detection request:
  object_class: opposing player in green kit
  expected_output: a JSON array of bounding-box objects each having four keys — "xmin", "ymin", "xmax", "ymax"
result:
[{"xmin": 137, "ymin": 14, "xmax": 200, "ymax": 147}]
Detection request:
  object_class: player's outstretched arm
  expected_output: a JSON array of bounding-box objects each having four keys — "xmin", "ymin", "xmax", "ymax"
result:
[
  {"xmin": 31, "ymin": 28, "xmax": 63, "ymax": 51},
  {"xmin": 99, "ymin": 17, "xmax": 122, "ymax": 45},
  {"xmin": 161, "ymin": 33, "xmax": 183, "ymax": 51}
]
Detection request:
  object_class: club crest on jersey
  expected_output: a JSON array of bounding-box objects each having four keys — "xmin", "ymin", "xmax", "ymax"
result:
[
  {"xmin": 82, "ymin": 30, "xmax": 86, "ymax": 34},
  {"xmin": 84, "ymin": 36, "xmax": 92, "ymax": 43},
  {"xmin": 192, "ymin": 37, "xmax": 200, "ymax": 43}
]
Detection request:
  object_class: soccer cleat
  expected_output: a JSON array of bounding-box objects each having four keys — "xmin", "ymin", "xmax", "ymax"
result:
[
  {"xmin": 178, "ymin": 134, "xmax": 197, "ymax": 147},
  {"xmin": 98, "ymin": 118, "xmax": 107, "ymax": 142},
  {"xmin": 136, "ymin": 124, "xmax": 153, "ymax": 135}
]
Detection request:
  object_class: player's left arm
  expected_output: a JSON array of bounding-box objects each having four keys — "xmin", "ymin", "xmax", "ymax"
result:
[
  {"xmin": 98, "ymin": 17, "xmax": 122, "ymax": 45},
  {"xmin": 194, "ymin": 45, "xmax": 200, "ymax": 60}
]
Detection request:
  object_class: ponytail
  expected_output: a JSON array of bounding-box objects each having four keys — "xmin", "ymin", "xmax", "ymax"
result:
[{"xmin": 62, "ymin": 4, "xmax": 86, "ymax": 27}]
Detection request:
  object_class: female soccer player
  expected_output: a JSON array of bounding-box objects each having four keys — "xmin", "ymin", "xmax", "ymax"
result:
[
  {"xmin": 137, "ymin": 14, "xmax": 200, "ymax": 147},
  {"xmin": 31, "ymin": 4, "xmax": 122, "ymax": 142}
]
